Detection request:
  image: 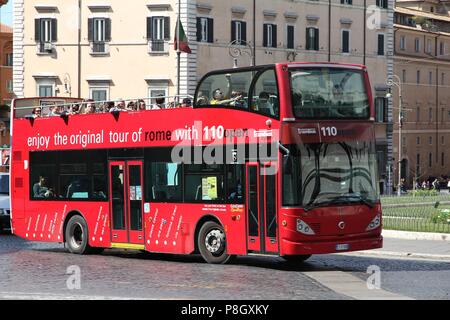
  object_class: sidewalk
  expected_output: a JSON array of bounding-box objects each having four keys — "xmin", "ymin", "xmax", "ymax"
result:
[{"xmin": 340, "ymin": 235, "xmax": 450, "ymax": 261}]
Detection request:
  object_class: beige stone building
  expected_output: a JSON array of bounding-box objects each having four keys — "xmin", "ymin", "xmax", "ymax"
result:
[
  {"xmin": 13, "ymin": 0, "xmax": 393, "ymax": 190},
  {"xmin": 393, "ymin": 0, "xmax": 450, "ymax": 187}
]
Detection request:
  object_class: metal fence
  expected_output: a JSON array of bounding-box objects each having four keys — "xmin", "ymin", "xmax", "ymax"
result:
[{"xmin": 381, "ymin": 194, "xmax": 450, "ymax": 233}]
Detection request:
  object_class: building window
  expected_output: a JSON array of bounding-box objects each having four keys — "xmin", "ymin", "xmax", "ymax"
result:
[
  {"xmin": 399, "ymin": 36, "xmax": 406, "ymax": 50},
  {"xmin": 147, "ymin": 16, "xmax": 170, "ymax": 52},
  {"xmin": 231, "ymin": 20, "xmax": 247, "ymax": 45},
  {"xmin": 426, "ymin": 38, "xmax": 432, "ymax": 53},
  {"xmin": 377, "ymin": 34, "xmax": 384, "ymax": 55},
  {"xmin": 89, "ymin": 86, "xmax": 109, "ymax": 102},
  {"xmin": 5, "ymin": 53, "xmax": 12, "ymax": 66},
  {"xmin": 402, "ymin": 69, "xmax": 406, "ymax": 83},
  {"xmin": 429, "ymin": 71, "xmax": 433, "ymax": 85},
  {"xmin": 429, "ymin": 153, "xmax": 432, "ymax": 168},
  {"xmin": 442, "ymin": 72, "xmax": 445, "ymax": 85},
  {"xmin": 148, "ymin": 83, "xmax": 168, "ymax": 107},
  {"xmin": 429, "ymin": 136, "xmax": 433, "ymax": 145},
  {"xmin": 263, "ymin": 23, "xmax": 277, "ymax": 48},
  {"xmin": 38, "ymin": 85, "xmax": 53, "ymax": 97},
  {"xmin": 442, "ymin": 152, "xmax": 445, "ymax": 167},
  {"xmin": 6, "ymin": 80, "xmax": 13, "ymax": 93},
  {"xmin": 440, "ymin": 42, "xmax": 445, "ymax": 56},
  {"xmin": 416, "ymin": 70, "xmax": 420, "ymax": 84},
  {"xmin": 414, "ymin": 38, "xmax": 420, "ymax": 52},
  {"xmin": 88, "ymin": 18, "xmax": 111, "ymax": 54},
  {"xmin": 286, "ymin": 25, "xmax": 295, "ymax": 49},
  {"xmin": 376, "ymin": 0, "xmax": 388, "ymax": 9},
  {"xmin": 416, "ymin": 154, "xmax": 420, "ymax": 176},
  {"xmin": 429, "ymin": 107, "xmax": 433, "ymax": 121},
  {"xmin": 416, "ymin": 136, "xmax": 420, "ymax": 145},
  {"xmin": 35, "ymin": 18, "xmax": 57, "ymax": 53},
  {"xmin": 306, "ymin": 27, "xmax": 319, "ymax": 51},
  {"xmin": 342, "ymin": 30, "xmax": 350, "ymax": 53},
  {"xmin": 416, "ymin": 107, "xmax": 420, "ymax": 122},
  {"xmin": 196, "ymin": 17, "xmax": 214, "ymax": 43},
  {"xmin": 341, "ymin": 0, "xmax": 352, "ymax": 4},
  {"xmin": 375, "ymin": 97, "xmax": 387, "ymax": 122}
]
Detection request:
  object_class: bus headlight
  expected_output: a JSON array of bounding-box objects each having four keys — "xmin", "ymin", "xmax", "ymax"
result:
[
  {"xmin": 366, "ymin": 214, "xmax": 381, "ymax": 231},
  {"xmin": 296, "ymin": 219, "xmax": 315, "ymax": 235}
]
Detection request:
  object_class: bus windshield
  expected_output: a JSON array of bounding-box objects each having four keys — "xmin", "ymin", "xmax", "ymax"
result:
[
  {"xmin": 290, "ymin": 67, "xmax": 370, "ymax": 119},
  {"xmin": 283, "ymin": 140, "xmax": 379, "ymax": 209}
]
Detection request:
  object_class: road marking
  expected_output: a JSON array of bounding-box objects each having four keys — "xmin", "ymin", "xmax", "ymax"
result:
[
  {"xmin": 303, "ymin": 271, "xmax": 413, "ymax": 300},
  {"xmin": 338, "ymin": 250, "xmax": 450, "ymax": 261}
]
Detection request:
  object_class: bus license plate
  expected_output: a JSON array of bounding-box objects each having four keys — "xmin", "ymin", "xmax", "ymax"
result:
[{"xmin": 336, "ymin": 244, "xmax": 350, "ymax": 251}]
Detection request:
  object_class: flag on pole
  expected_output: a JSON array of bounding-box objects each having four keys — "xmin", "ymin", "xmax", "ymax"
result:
[{"xmin": 174, "ymin": 16, "xmax": 192, "ymax": 54}]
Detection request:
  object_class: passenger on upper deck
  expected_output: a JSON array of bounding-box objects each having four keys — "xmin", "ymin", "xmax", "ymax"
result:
[
  {"xmin": 84, "ymin": 100, "xmax": 96, "ymax": 114},
  {"xmin": 32, "ymin": 107, "xmax": 42, "ymax": 118},
  {"xmin": 151, "ymin": 95, "xmax": 165, "ymax": 110},
  {"xmin": 210, "ymin": 89, "xmax": 242, "ymax": 106},
  {"xmin": 181, "ymin": 98, "xmax": 192, "ymax": 108},
  {"xmin": 69, "ymin": 103, "xmax": 81, "ymax": 115},
  {"xmin": 48, "ymin": 105, "xmax": 63, "ymax": 117},
  {"xmin": 127, "ymin": 101, "xmax": 136, "ymax": 111},
  {"xmin": 138, "ymin": 99, "xmax": 147, "ymax": 111}
]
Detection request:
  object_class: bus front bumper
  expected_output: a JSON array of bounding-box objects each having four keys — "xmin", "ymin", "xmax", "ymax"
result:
[{"xmin": 281, "ymin": 235, "xmax": 383, "ymax": 256}]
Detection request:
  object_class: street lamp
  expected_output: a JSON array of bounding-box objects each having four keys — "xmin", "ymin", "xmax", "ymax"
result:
[{"xmin": 386, "ymin": 74, "xmax": 403, "ymax": 197}]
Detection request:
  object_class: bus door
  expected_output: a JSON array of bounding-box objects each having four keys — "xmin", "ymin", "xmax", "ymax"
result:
[
  {"xmin": 109, "ymin": 161, "xmax": 144, "ymax": 245},
  {"xmin": 246, "ymin": 162, "xmax": 278, "ymax": 254}
]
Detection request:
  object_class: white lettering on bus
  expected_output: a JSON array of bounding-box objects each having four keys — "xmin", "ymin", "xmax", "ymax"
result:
[{"xmin": 27, "ymin": 134, "xmax": 50, "ymax": 150}]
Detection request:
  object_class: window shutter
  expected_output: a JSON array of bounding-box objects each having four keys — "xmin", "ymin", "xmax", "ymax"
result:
[
  {"xmin": 51, "ymin": 19, "xmax": 57, "ymax": 42},
  {"xmin": 342, "ymin": 30, "xmax": 349, "ymax": 52},
  {"xmin": 231, "ymin": 21, "xmax": 236, "ymax": 42},
  {"xmin": 88, "ymin": 18, "xmax": 94, "ymax": 42},
  {"xmin": 287, "ymin": 25, "xmax": 294, "ymax": 49},
  {"xmin": 207, "ymin": 18, "xmax": 214, "ymax": 43},
  {"xmin": 196, "ymin": 18, "xmax": 202, "ymax": 42},
  {"xmin": 314, "ymin": 28, "xmax": 319, "ymax": 50},
  {"xmin": 263, "ymin": 24, "xmax": 268, "ymax": 47},
  {"xmin": 242, "ymin": 21, "xmax": 247, "ymax": 43},
  {"xmin": 105, "ymin": 18, "xmax": 111, "ymax": 42},
  {"xmin": 378, "ymin": 34, "xmax": 384, "ymax": 55},
  {"xmin": 147, "ymin": 17, "xmax": 153, "ymax": 40},
  {"xmin": 35, "ymin": 19, "xmax": 41, "ymax": 42},
  {"xmin": 164, "ymin": 17, "xmax": 170, "ymax": 40},
  {"xmin": 272, "ymin": 24, "xmax": 277, "ymax": 48}
]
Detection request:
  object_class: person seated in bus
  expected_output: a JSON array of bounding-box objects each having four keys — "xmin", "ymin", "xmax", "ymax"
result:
[
  {"xmin": 210, "ymin": 89, "xmax": 242, "ymax": 106},
  {"xmin": 228, "ymin": 180, "xmax": 243, "ymax": 201},
  {"xmin": 126, "ymin": 101, "xmax": 137, "ymax": 111},
  {"xmin": 109, "ymin": 100, "xmax": 126, "ymax": 112},
  {"xmin": 48, "ymin": 105, "xmax": 63, "ymax": 117},
  {"xmin": 33, "ymin": 176, "xmax": 54, "ymax": 198},
  {"xmin": 137, "ymin": 99, "xmax": 147, "ymax": 111},
  {"xmin": 31, "ymin": 107, "xmax": 42, "ymax": 118},
  {"xmin": 151, "ymin": 95, "xmax": 165, "ymax": 110},
  {"xmin": 84, "ymin": 100, "xmax": 96, "ymax": 114},
  {"xmin": 254, "ymin": 91, "xmax": 275, "ymax": 115},
  {"xmin": 181, "ymin": 98, "xmax": 192, "ymax": 108},
  {"xmin": 229, "ymin": 91, "xmax": 246, "ymax": 108},
  {"xmin": 196, "ymin": 96, "xmax": 209, "ymax": 106},
  {"xmin": 69, "ymin": 103, "xmax": 81, "ymax": 115}
]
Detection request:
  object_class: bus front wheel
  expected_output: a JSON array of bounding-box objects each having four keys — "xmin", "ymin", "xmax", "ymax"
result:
[
  {"xmin": 65, "ymin": 215, "xmax": 103, "ymax": 255},
  {"xmin": 198, "ymin": 221, "xmax": 233, "ymax": 264}
]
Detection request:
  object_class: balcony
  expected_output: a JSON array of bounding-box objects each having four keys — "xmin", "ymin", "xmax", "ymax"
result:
[
  {"xmin": 90, "ymin": 42, "xmax": 110, "ymax": 56},
  {"xmin": 148, "ymin": 40, "xmax": 169, "ymax": 55},
  {"xmin": 36, "ymin": 42, "xmax": 54, "ymax": 55}
]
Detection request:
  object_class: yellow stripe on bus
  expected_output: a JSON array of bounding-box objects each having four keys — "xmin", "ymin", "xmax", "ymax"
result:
[{"xmin": 110, "ymin": 243, "xmax": 145, "ymax": 250}]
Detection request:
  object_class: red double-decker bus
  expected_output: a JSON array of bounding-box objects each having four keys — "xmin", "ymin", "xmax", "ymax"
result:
[{"xmin": 10, "ymin": 62, "xmax": 382, "ymax": 264}]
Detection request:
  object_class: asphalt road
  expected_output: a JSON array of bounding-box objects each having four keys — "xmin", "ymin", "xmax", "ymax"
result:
[{"xmin": 0, "ymin": 234, "xmax": 449, "ymax": 300}]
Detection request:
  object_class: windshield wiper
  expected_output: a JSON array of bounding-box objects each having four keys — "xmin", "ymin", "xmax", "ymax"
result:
[
  {"xmin": 304, "ymin": 195, "xmax": 374, "ymax": 211},
  {"xmin": 336, "ymin": 194, "xmax": 375, "ymax": 209}
]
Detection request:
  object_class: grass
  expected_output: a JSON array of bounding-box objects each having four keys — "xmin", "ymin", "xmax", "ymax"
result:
[
  {"xmin": 381, "ymin": 202, "xmax": 450, "ymax": 233},
  {"xmin": 381, "ymin": 194, "xmax": 450, "ymax": 206}
]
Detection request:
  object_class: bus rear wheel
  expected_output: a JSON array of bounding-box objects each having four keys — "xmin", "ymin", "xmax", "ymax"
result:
[
  {"xmin": 198, "ymin": 221, "xmax": 233, "ymax": 264},
  {"xmin": 65, "ymin": 215, "xmax": 103, "ymax": 254},
  {"xmin": 281, "ymin": 254, "xmax": 312, "ymax": 263}
]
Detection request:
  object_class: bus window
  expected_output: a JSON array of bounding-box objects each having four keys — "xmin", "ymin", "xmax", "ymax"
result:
[
  {"xmin": 196, "ymin": 70, "xmax": 253, "ymax": 108},
  {"xmin": 226, "ymin": 164, "xmax": 244, "ymax": 204},
  {"xmin": 250, "ymin": 69, "xmax": 279, "ymax": 118},
  {"xmin": 145, "ymin": 162, "xmax": 182, "ymax": 202},
  {"xmin": 184, "ymin": 164, "xmax": 224, "ymax": 202}
]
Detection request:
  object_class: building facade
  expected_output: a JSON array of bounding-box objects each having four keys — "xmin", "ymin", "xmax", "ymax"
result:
[
  {"xmin": 393, "ymin": 0, "xmax": 450, "ymax": 188},
  {"xmin": 0, "ymin": 23, "xmax": 12, "ymax": 151},
  {"xmin": 13, "ymin": 0, "xmax": 393, "ymax": 189}
]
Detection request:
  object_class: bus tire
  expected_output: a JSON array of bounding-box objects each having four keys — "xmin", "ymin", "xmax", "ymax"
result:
[
  {"xmin": 65, "ymin": 215, "xmax": 99, "ymax": 255},
  {"xmin": 198, "ymin": 221, "xmax": 233, "ymax": 264},
  {"xmin": 281, "ymin": 254, "xmax": 312, "ymax": 263}
]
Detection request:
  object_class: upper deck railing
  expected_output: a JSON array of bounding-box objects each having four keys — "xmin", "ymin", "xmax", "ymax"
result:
[{"xmin": 12, "ymin": 95, "xmax": 194, "ymax": 119}]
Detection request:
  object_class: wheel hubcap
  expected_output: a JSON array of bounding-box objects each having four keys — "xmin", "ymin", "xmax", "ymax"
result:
[
  {"xmin": 71, "ymin": 223, "xmax": 83, "ymax": 249},
  {"xmin": 205, "ymin": 229, "xmax": 225, "ymax": 255}
]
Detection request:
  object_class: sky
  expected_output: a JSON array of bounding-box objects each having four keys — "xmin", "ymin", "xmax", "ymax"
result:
[{"xmin": 0, "ymin": 1, "xmax": 12, "ymax": 27}]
